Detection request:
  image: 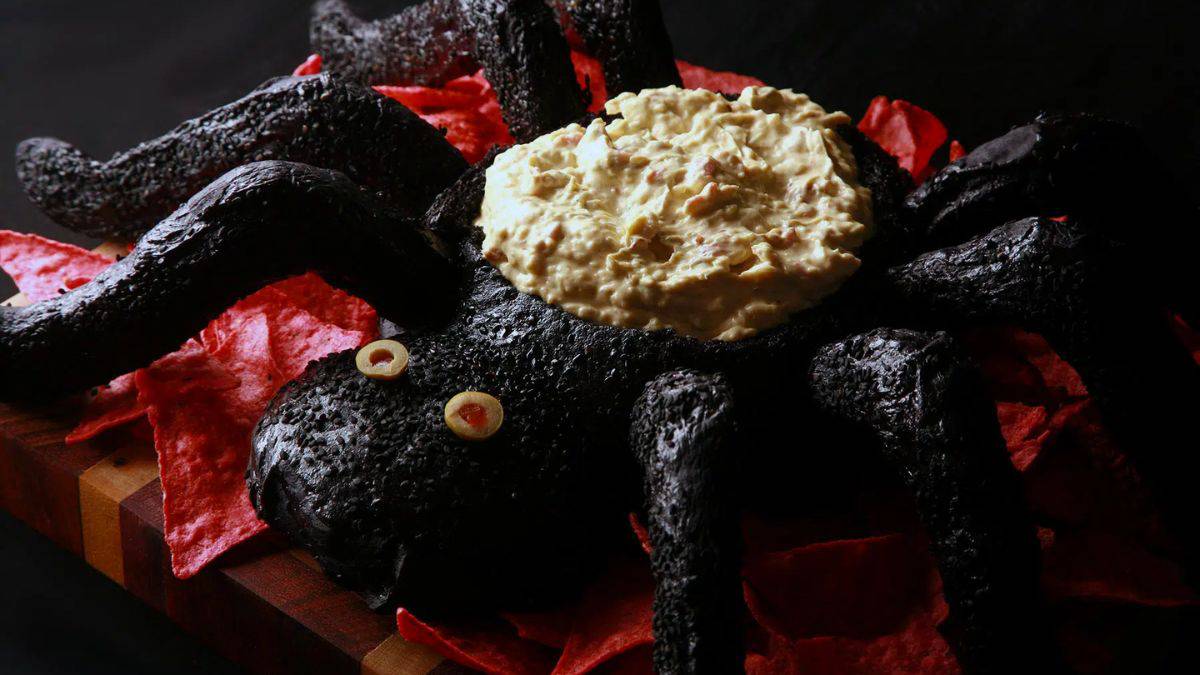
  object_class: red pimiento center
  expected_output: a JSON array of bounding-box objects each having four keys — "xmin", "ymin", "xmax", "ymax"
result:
[{"xmin": 457, "ymin": 402, "xmax": 489, "ymax": 429}]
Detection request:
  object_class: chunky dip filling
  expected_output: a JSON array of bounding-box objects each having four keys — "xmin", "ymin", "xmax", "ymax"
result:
[{"xmin": 476, "ymin": 86, "xmax": 873, "ymax": 341}]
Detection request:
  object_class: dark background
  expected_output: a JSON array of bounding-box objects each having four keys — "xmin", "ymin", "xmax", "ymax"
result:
[{"xmin": 1, "ymin": 0, "xmax": 1197, "ymax": 672}]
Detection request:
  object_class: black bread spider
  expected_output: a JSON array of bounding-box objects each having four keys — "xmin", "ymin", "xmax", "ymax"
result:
[{"xmin": 2, "ymin": 1, "xmax": 1196, "ymax": 672}]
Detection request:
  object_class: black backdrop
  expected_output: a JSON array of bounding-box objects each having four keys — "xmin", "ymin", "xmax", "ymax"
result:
[{"xmin": 1, "ymin": 1, "xmax": 1198, "ymax": 672}]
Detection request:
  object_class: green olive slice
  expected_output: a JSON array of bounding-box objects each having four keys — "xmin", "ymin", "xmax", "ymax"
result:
[
  {"xmin": 355, "ymin": 339, "xmax": 409, "ymax": 380},
  {"xmin": 444, "ymin": 391, "xmax": 504, "ymax": 441}
]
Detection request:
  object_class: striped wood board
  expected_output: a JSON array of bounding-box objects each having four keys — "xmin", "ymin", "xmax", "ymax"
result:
[{"xmin": 0, "ymin": 256, "xmax": 471, "ymax": 675}]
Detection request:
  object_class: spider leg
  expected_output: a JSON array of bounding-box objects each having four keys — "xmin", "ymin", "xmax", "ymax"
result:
[
  {"xmin": 905, "ymin": 112, "xmax": 1198, "ymax": 320},
  {"xmin": 464, "ymin": 0, "xmax": 590, "ymax": 141},
  {"xmin": 809, "ymin": 328, "xmax": 1059, "ymax": 673},
  {"xmin": 631, "ymin": 369, "xmax": 743, "ymax": 674},
  {"xmin": 888, "ymin": 217, "xmax": 1200, "ymax": 574},
  {"xmin": 555, "ymin": 0, "xmax": 682, "ymax": 93},
  {"xmin": 312, "ymin": 0, "xmax": 587, "ymax": 142},
  {"xmin": 0, "ymin": 161, "xmax": 457, "ymax": 403},
  {"xmin": 311, "ymin": 0, "xmax": 477, "ymax": 87},
  {"xmin": 15, "ymin": 74, "xmax": 467, "ymax": 241}
]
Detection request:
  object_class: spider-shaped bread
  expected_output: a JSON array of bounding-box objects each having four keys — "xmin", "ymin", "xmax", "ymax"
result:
[{"xmin": 3, "ymin": 1, "xmax": 1196, "ymax": 672}]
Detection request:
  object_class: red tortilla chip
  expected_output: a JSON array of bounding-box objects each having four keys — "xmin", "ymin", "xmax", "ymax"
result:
[
  {"xmin": 593, "ymin": 645, "xmax": 654, "ymax": 674},
  {"xmin": 62, "ymin": 275, "xmax": 91, "ymax": 291},
  {"xmin": 136, "ymin": 341, "xmax": 266, "ymax": 577},
  {"xmin": 0, "ymin": 230, "xmax": 114, "ymax": 303},
  {"xmin": 292, "ymin": 53, "xmax": 322, "ymax": 76},
  {"xmin": 201, "ymin": 276, "xmax": 375, "ymax": 382},
  {"xmin": 1172, "ymin": 314, "xmax": 1200, "ymax": 364},
  {"xmin": 66, "ymin": 373, "xmax": 147, "ymax": 444},
  {"xmin": 397, "ymin": 609, "xmax": 558, "ymax": 675},
  {"xmin": 677, "ymin": 60, "xmax": 766, "ymax": 93},
  {"xmin": 571, "ymin": 52, "xmax": 607, "ymax": 111},
  {"xmin": 204, "ymin": 309, "xmax": 284, "ymax": 407},
  {"xmin": 628, "ymin": 513, "xmax": 652, "ymax": 555},
  {"xmin": 136, "ymin": 274, "xmax": 373, "ymax": 577},
  {"xmin": 995, "ymin": 400, "xmax": 1086, "ymax": 473},
  {"xmin": 743, "ymin": 534, "xmax": 931, "ymax": 640},
  {"xmin": 965, "ymin": 326, "xmax": 1096, "ymax": 475},
  {"xmin": 947, "ymin": 139, "xmax": 967, "ymax": 162},
  {"xmin": 403, "ymin": 558, "xmax": 654, "ymax": 675},
  {"xmin": 743, "ymin": 536, "xmax": 955, "ymax": 675},
  {"xmin": 1042, "ymin": 529, "xmax": 1197, "ymax": 608},
  {"xmin": 995, "ymin": 401, "xmax": 1051, "ymax": 470},
  {"xmin": 1034, "ymin": 402, "xmax": 1168, "ymax": 540},
  {"xmin": 249, "ymin": 273, "xmax": 377, "ymax": 333},
  {"xmin": 376, "ymin": 53, "xmax": 766, "ymax": 164},
  {"xmin": 745, "ymin": 611, "xmax": 958, "ymax": 675},
  {"xmin": 857, "ymin": 96, "xmax": 948, "ymax": 182},
  {"xmin": 146, "ymin": 276, "xmax": 375, "ymax": 577},
  {"xmin": 376, "ymin": 72, "xmax": 514, "ymax": 163},
  {"xmin": 988, "ymin": 334, "xmax": 1192, "ymax": 620},
  {"xmin": 552, "ymin": 560, "xmax": 654, "ymax": 675},
  {"xmin": 961, "ymin": 327, "xmax": 1047, "ymax": 401},
  {"xmin": 501, "ymin": 607, "xmax": 574, "ymax": 650},
  {"xmin": 426, "ymin": 108, "xmax": 512, "ymax": 164},
  {"xmin": 374, "ymin": 84, "xmax": 483, "ymax": 110},
  {"xmin": 1010, "ymin": 329, "xmax": 1088, "ymax": 399},
  {"xmin": 258, "ymin": 304, "xmax": 369, "ymax": 378}
]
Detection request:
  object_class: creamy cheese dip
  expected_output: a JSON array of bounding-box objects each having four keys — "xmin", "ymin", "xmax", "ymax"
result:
[{"xmin": 476, "ymin": 86, "xmax": 873, "ymax": 341}]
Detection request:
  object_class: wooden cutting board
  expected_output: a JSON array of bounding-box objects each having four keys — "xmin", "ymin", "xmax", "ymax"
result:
[{"xmin": 0, "ymin": 281, "xmax": 471, "ymax": 675}]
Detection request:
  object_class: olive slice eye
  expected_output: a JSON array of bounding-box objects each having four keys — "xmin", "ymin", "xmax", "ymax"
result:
[
  {"xmin": 355, "ymin": 339, "xmax": 409, "ymax": 380},
  {"xmin": 445, "ymin": 391, "xmax": 504, "ymax": 441}
]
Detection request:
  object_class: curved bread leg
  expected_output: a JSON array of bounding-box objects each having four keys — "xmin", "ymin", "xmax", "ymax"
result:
[
  {"xmin": 810, "ymin": 328, "xmax": 1058, "ymax": 673},
  {"xmin": 631, "ymin": 370, "xmax": 743, "ymax": 674},
  {"xmin": 888, "ymin": 217, "xmax": 1200, "ymax": 574},
  {"xmin": 0, "ymin": 161, "xmax": 456, "ymax": 403},
  {"xmin": 15, "ymin": 74, "xmax": 467, "ymax": 241},
  {"xmin": 905, "ymin": 112, "xmax": 1198, "ymax": 320},
  {"xmin": 905, "ymin": 113, "xmax": 1188, "ymax": 241},
  {"xmin": 465, "ymin": 0, "xmax": 588, "ymax": 141},
  {"xmin": 556, "ymin": 0, "xmax": 681, "ymax": 94},
  {"xmin": 311, "ymin": 0, "xmax": 476, "ymax": 87},
  {"xmin": 312, "ymin": 0, "xmax": 586, "ymax": 142}
]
